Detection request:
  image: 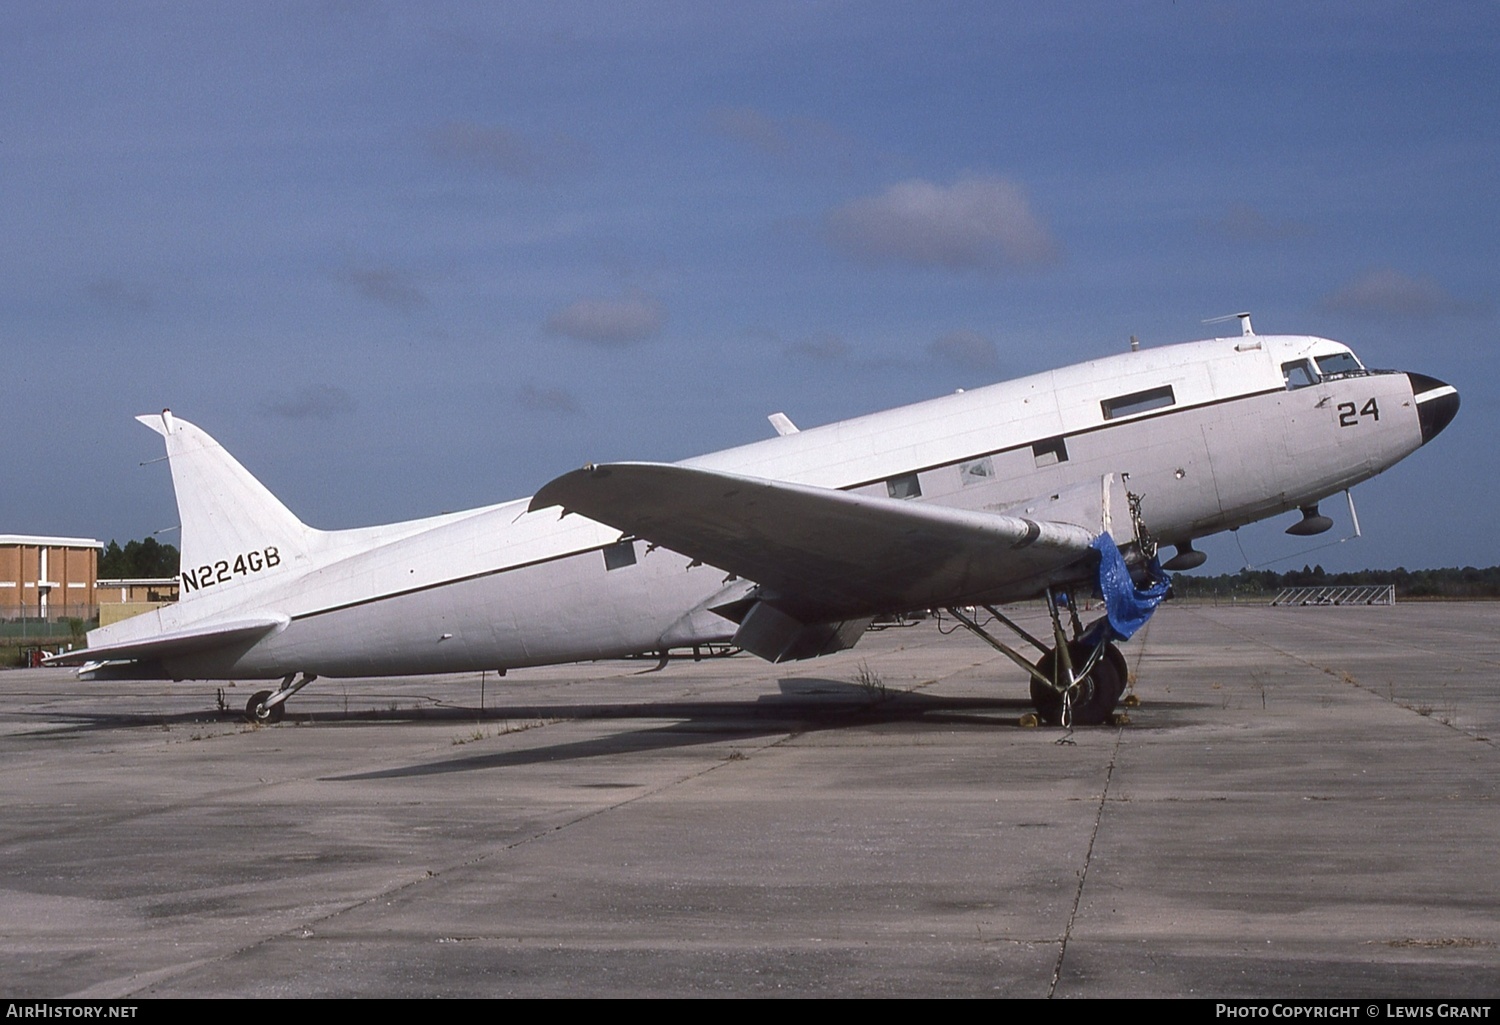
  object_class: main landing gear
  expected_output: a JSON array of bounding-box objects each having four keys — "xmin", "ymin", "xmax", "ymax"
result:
[
  {"xmin": 946, "ymin": 590, "xmax": 1128, "ymax": 728},
  {"xmin": 245, "ymin": 672, "xmax": 317, "ymax": 724}
]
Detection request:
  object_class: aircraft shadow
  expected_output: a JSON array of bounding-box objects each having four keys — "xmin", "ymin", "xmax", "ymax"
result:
[
  {"xmin": 16, "ymin": 682, "xmax": 1197, "ymax": 777},
  {"xmin": 13, "ymin": 708, "xmax": 251, "ymax": 736},
  {"xmin": 10, "ymin": 682, "xmax": 1030, "ymax": 740},
  {"xmin": 326, "ymin": 679, "xmax": 1042, "ymax": 781}
]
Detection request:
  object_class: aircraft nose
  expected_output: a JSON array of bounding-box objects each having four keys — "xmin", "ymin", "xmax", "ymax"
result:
[{"xmin": 1408, "ymin": 373, "xmax": 1460, "ymax": 444}]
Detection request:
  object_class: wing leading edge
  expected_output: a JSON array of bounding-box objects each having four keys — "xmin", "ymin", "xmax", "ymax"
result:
[{"xmin": 530, "ymin": 462, "xmax": 1101, "ymax": 623}]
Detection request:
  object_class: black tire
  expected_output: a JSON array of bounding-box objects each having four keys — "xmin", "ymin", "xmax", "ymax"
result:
[
  {"xmin": 1030, "ymin": 642, "xmax": 1124, "ymax": 727},
  {"xmin": 245, "ymin": 690, "xmax": 284, "ymax": 724},
  {"xmin": 1104, "ymin": 642, "xmax": 1130, "ymax": 694}
]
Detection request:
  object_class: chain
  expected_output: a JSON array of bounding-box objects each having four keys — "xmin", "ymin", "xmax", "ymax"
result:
[
  {"xmin": 1127, "ymin": 490, "xmax": 1158, "ymax": 561},
  {"xmin": 1055, "ymin": 688, "xmax": 1076, "ymax": 744}
]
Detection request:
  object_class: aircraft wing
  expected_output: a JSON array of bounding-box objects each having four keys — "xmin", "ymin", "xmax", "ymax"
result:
[
  {"xmin": 42, "ymin": 615, "xmax": 288, "ymax": 667},
  {"xmin": 530, "ymin": 462, "xmax": 1099, "ymax": 621}
]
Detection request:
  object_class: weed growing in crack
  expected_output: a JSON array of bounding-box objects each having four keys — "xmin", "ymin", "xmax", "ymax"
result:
[{"xmin": 853, "ymin": 661, "xmax": 889, "ymax": 699}]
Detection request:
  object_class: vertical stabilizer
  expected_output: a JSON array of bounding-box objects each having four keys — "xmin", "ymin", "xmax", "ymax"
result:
[{"xmin": 137, "ymin": 411, "xmax": 313, "ymax": 599}]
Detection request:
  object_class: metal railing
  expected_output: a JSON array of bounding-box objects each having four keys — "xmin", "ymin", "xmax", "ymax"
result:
[{"xmin": 1268, "ymin": 585, "xmax": 1395, "ymax": 607}]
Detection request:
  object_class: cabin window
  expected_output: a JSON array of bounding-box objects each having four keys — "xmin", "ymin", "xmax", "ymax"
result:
[
  {"xmin": 886, "ymin": 473, "xmax": 922, "ymax": 500},
  {"xmin": 1282, "ymin": 360, "xmax": 1317, "ymax": 390},
  {"xmin": 1101, "ymin": 385, "xmax": 1175, "ymax": 420},
  {"xmin": 603, "ymin": 540, "xmax": 637, "ymax": 570},
  {"xmin": 1032, "ymin": 436, "xmax": 1069, "ymax": 467},
  {"xmin": 959, "ymin": 457, "xmax": 994, "ymax": 486},
  {"xmin": 1315, "ymin": 352, "xmax": 1364, "ymax": 378}
]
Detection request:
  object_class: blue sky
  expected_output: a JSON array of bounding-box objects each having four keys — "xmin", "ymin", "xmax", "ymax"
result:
[{"xmin": 4, "ymin": 2, "xmax": 1495, "ymax": 573}]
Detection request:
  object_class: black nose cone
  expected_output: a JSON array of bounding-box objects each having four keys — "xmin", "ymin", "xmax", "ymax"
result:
[{"xmin": 1409, "ymin": 373, "xmax": 1460, "ymax": 444}]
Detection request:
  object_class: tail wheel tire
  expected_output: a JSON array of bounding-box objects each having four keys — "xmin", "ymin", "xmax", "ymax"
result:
[{"xmin": 246, "ymin": 690, "xmax": 284, "ymax": 724}]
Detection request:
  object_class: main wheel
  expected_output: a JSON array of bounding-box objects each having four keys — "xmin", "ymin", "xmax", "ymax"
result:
[
  {"xmin": 1104, "ymin": 642, "xmax": 1130, "ymax": 693},
  {"xmin": 245, "ymin": 690, "xmax": 284, "ymax": 724},
  {"xmin": 1030, "ymin": 642, "xmax": 1124, "ymax": 727}
]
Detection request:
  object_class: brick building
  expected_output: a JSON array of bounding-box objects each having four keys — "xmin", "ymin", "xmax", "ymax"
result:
[{"xmin": 0, "ymin": 535, "xmax": 103, "ymax": 620}]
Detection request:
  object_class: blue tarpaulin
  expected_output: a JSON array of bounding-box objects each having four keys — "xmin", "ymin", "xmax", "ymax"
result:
[{"xmin": 1088, "ymin": 532, "xmax": 1171, "ymax": 643}]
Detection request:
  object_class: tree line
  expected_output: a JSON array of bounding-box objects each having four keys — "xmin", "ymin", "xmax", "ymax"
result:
[{"xmin": 98, "ymin": 538, "xmax": 180, "ymax": 579}]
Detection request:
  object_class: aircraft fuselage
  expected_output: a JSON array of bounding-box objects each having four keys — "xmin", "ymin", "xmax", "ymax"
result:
[{"xmin": 78, "ymin": 332, "xmax": 1457, "ymax": 680}]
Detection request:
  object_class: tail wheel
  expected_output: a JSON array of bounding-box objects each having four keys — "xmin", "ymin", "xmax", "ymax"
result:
[
  {"xmin": 1030, "ymin": 641, "xmax": 1125, "ymax": 727},
  {"xmin": 245, "ymin": 690, "xmax": 284, "ymax": 724}
]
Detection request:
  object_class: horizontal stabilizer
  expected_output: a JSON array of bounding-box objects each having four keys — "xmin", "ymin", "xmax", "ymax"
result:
[
  {"xmin": 531, "ymin": 462, "xmax": 1097, "ymax": 620},
  {"xmin": 42, "ymin": 615, "xmax": 288, "ymax": 667}
]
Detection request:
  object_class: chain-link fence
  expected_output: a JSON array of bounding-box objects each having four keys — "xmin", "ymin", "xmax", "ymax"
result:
[{"xmin": 1, "ymin": 604, "xmax": 98, "ymax": 642}]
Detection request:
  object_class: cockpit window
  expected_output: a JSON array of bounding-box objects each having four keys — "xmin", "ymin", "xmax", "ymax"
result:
[
  {"xmin": 1281, "ymin": 360, "xmax": 1317, "ymax": 390},
  {"xmin": 1315, "ymin": 352, "xmax": 1364, "ymax": 378}
]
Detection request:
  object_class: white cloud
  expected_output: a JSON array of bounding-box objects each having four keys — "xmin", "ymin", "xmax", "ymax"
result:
[
  {"xmin": 1319, "ymin": 269, "xmax": 1486, "ymax": 318},
  {"xmin": 826, "ymin": 176, "xmax": 1059, "ymax": 270},
  {"xmin": 543, "ymin": 293, "xmax": 665, "ymax": 345},
  {"xmin": 928, "ymin": 329, "xmax": 999, "ymax": 374}
]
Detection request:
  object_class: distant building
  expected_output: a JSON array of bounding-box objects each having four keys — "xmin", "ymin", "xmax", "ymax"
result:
[
  {"xmin": 0, "ymin": 535, "xmax": 103, "ymax": 620},
  {"xmin": 97, "ymin": 577, "xmax": 180, "ymax": 626},
  {"xmin": 97, "ymin": 578, "xmax": 180, "ymax": 604}
]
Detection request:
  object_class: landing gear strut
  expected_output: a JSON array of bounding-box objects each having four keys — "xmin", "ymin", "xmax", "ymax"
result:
[
  {"xmin": 244, "ymin": 672, "xmax": 317, "ymax": 724},
  {"xmin": 945, "ymin": 590, "xmax": 1127, "ymax": 727}
]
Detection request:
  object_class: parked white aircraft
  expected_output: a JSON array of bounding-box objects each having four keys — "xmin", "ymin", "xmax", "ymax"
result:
[{"xmin": 50, "ymin": 318, "xmax": 1458, "ymax": 727}]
